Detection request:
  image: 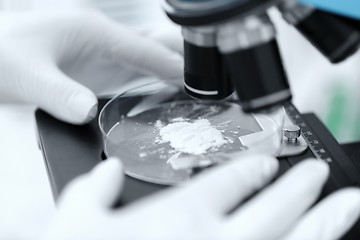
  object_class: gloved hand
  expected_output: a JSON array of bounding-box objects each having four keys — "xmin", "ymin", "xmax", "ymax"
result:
[
  {"xmin": 0, "ymin": 11, "xmax": 183, "ymax": 124},
  {"xmin": 43, "ymin": 155, "xmax": 360, "ymax": 240}
]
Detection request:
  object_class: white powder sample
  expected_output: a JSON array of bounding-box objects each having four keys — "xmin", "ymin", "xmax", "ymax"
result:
[
  {"xmin": 171, "ymin": 117, "xmax": 187, "ymax": 122},
  {"xmin": 155, "ymin": 120, "xmax": 164, "ymax": 129},
  {"xmin": 158, "ymin": 119, "xmax": 227, "ymax": 155}
]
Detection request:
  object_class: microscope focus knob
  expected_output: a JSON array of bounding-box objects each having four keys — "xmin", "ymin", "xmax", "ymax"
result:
[{"xmin": 283, "ymin": 125, "xmax": 301, "ymax": 142}]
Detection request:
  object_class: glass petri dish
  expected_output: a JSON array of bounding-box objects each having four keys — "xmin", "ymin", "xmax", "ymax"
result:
[{"xmin": 99, "ymin": 81, "xmax": 285, "ymax": 185}]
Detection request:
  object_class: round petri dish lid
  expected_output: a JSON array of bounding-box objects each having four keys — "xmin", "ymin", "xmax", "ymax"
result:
[{"xmin": 99, "ymin": 81, "xmax": 284, "ymax": 185}]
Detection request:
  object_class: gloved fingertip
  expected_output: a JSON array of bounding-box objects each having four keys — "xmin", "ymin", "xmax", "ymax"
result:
[
  {"xmin": 93, "ymin": 157, "xmax": 123, "ymax": 176},
  {"xmin": 70, "ymin": 92, "xmax": 98, "ymax": 124},
  {"xmin": 158, "ymin": 53, "xmax": 184, "ymax": 80},
  {"xmin": 86, "ymin": 103, "xmax": 98, "ymax": 122},
  {"xmin": 163, "ymin": 77, "xmax": 184, "ymax": 90},
  {"xmin": 95, "ymin": 157, "xmax": 124, "ymax": 188},
  {"xmin": 89, "ymin": 157, "xmax": 124, "ymax": 207},
  {"xmin": 258, "ymin": 155, "xmax": 279, "ymax": 177},
  {"xmin": 231, "ymin": 153, "xmax": 279, "ymax": 176},
  {"xmin": 335, "ymin": 188, "xmax": 360, "ymax": 229},
  {"xmin": 101, "ymin": 157, "xmax": 124, "ymax": 171},
  {"xmin": 300, "ymin": 158, "xmax": 330, "ymax": 179}
]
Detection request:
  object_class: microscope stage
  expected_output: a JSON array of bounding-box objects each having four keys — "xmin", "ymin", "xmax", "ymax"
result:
[{"xmin": 36, "ymin": 98, "xmax": 360, "ymax": 239}]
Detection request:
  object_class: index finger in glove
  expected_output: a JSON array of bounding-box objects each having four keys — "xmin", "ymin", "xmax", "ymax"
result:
[
  {"xmin": 139, "ymin": 26, "xmax": 184, "ymax": 55},
  {"xmin": 89, "ymin": 14, "xmax": 183, "ymax": 81},
  {"xmin": 59, "ymin": 158, "xmax": 125, "ymax": 209},
  {"xmin": 224, "ymin": 159, "xmax": 329, "ymax": 240},
  {"xmin": 281, "ymin": 188, "xmax": 360, "ymax": 240}
]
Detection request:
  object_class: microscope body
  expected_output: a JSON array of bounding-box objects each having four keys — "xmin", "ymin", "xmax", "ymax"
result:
[{"xmin": 163, "ymin": 0, "xmax": 360, "ymax": 112}]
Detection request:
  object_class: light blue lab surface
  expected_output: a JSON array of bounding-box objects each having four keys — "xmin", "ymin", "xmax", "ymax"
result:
[{"xmin": 298, "ymin": 0, "xmax": 360, "ymax": 19}]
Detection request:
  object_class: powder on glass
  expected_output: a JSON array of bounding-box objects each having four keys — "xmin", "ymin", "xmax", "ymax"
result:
[{"xmin": 157, "ymin": 119, "xmax": 227, "ymax": 155}]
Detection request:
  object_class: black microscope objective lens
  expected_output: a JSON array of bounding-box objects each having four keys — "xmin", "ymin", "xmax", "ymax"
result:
[
  {"xmin": 223, "ymin": 39, "xmax": 292, "ymax": 112},
  {"xmin": 184, "ymin": 41, "xmax": 233, "ymax": 100},
  {"xmin": 295, "ymin": 10, "xmax": 360, "ymax": 63}
]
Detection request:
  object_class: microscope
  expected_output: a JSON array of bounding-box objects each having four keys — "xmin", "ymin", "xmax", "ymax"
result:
[
  {"xmin": 162, "ymin": 0, "xmax": 360, "ymax": 112},
  {"xmin": 34, "ymin": 1, "xmax": 360, "ymax": 238}
]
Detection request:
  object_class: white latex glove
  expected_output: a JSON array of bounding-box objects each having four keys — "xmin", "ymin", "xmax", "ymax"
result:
[
  {"xmin": 44, "ymin": 156, "xmax": 360, "ymax": 240},
  {"xmin": 0, "ymin": 11, "xmax": 183, "ymax": 124}
]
